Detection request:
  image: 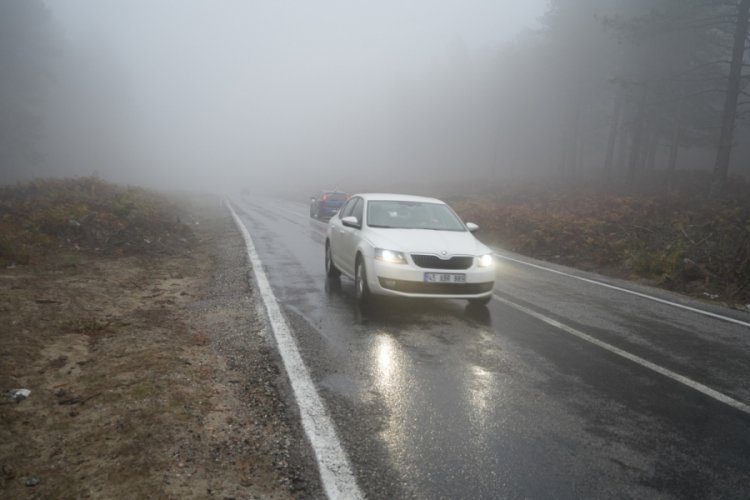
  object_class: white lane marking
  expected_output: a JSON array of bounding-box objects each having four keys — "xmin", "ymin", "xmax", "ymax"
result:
[
  {"xmin": 280, "ymin": 206, "xmax": 329, "ymax": 227},
  {"xmin": 280, "ymin": 203, "xmax": 747, "ymax": 327},
  {"xmin": 493, "ymin": 252, "xmax": 750, "ymax": 328},
  {"xmin": 493, "ymin": 293, "xmax": 750, "ymax": 416},
  {"xmin": 227, "ymin": 201, "xmax": 363, "ymax": 500},
  {"xmin": 278, "ymin": 206, "xmax": 308, "ymax": 219},
  {"xmin": 250, "ymin": 201, "xmax": 329, "ymax": 228}
]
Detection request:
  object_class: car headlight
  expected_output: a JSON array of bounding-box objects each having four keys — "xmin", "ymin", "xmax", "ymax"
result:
[
  {"xmin": 477, "ymin": 254, "xmax": 494, "ymax": 267},
  {"xmin": 375, "ymin": 248, "xmax": 407, "ymax": 264}
]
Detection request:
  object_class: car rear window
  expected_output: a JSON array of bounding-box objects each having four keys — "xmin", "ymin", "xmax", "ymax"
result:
[{"xmin": 325, "ymin": 192, "xmax": 348, "ymax": 202}]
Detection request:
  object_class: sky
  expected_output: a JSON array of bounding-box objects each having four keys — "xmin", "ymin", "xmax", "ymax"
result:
[{"xmin": 45, "ymin": 0, "xmax": 548, "ymax": 192}]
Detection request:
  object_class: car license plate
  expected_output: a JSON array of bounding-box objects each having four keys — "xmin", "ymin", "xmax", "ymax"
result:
[{"xmin": 424, "ymin": 272, "xmax": 466, "ymax": 283}]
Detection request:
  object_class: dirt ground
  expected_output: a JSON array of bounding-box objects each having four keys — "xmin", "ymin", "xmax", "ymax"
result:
[{"xmin": 0, "ymin": 196, "xmax": 322, "ymax": 498}]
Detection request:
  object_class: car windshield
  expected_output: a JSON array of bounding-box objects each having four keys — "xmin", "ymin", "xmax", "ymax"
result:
[{"xmin": 366, "ymin": 200, "xmax": 466, "ymax": 231}]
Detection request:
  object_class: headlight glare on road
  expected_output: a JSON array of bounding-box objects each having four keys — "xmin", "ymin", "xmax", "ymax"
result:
[
  {"xmin": 375, "ymin": 248, "xmax": 407, "ymax": 264},
  {"xmin": 477, "ymin": 254, "xmax": 494, "ymax": 267}
]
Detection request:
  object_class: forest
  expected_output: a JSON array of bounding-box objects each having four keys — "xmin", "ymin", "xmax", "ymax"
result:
[
  {"xmin": 2, "ymin": 1, "xmax": 750, "ymax": 192},
  {"xmin": 2, "ymin": 1, "xmax": 750, "ymax": 301}
]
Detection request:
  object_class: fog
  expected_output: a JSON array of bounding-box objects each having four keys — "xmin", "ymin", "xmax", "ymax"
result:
[
  {"xmin": 3, "ymin": 0, "xmax": 750, "ymax": 196},
  {"xmin": 36, "ymin": 0, "xmax": 544, "ymax": 195}
]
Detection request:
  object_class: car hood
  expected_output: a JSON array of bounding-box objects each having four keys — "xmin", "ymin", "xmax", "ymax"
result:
[{"xmin": 365, "ymin": 228, "xmax": 490, "ymax": 256}]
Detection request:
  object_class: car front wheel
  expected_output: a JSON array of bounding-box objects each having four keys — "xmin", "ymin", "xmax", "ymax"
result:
[
  {"xmin": 325, "ymin": 242, "xmax": 340, "ymax": 278},
  {"xmin": 355, "ymin": 257, "xmax": 371, "ymax": 306}
]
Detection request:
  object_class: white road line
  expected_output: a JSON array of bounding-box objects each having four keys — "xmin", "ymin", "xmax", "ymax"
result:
[
  {"xmin": 493, "ymin": 294, "xmax": 750, "ymax": 416},
  {"xmin": 227, "ymin": 201, "xmax": 363, "ymax": 500},
  {"xmin": 278, "ymin": 206, "xmax": 308, "ymax": 219},
  {"xmin": 269, "ymin": 197, "xmax": 749, "ymax": 328},
  {"xmin": 248, "ymin": 202, "xmax": 329, "ymax": 227},
  {"xmin": 281, "ymin": 202, "xmax": 749, "ymax": 329},
  {"xmin": 279, "ymin": 205, "xmax": 329, "ymax": 227},
  {"xmin": 493, "ymin": 252, "xmax": 750, "ymax": 328}
]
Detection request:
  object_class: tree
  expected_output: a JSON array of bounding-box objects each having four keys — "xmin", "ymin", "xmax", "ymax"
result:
[
  {"xmin": 712, "ymin": 0, "xmax": 750, "ymax": 193},
  {"xmin": 605, "ymin": 0, "xmax": 750, "ymax": 191},
  {"xmin": 0, "ymin": 0, "xmax": 60, "ymax": 181},
  {"xmin": 542, "ymin": 0, "xmax": 620, "ymax": 183}
]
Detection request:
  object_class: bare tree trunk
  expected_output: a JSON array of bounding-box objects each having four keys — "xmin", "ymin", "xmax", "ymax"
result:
[
  {"xmin": 628, "ymin": 95, "xmax": 646, "ymax": 186},
  {"xmin": 559, "ymin": 96, "xmax": 581, "ymax": 183},
  {"xmin": 712, "ymin": 0, "xmax": 750, "ymax": 194},
  {"xmin": 666, "ymin": 101, "xmax": 684, "ymax": 190},
  {"xmin": 638, "ymin": 107, "xmax": 657, "ymax": 176},
  {"xmin": 646, "ymin": 134, "xmax": 658, "ymax": 172},
  {"xmin": 570, "ymin": 101, "xmax": 581, "ymax": 182},
  {"xmin": 604, "ymin": 93, "xmax": 622, "ymax": 181},
  {"xmin": 667, "ymin": 135, "xmax": 680, "ymax": 188},
  {"xmin": 558, "ymin": 107, "xmax": 571, "ymax": 179},
  {"xmin": 617, "ymin": 130, "xmax": 628, "ymax": 181},
  {"xmin": 627, "ymin": 85, "xmax": 652, "ymax": 187},
  {"xmin": 616, "ymin": 102, "xmax": 630, "ymax": 182}
]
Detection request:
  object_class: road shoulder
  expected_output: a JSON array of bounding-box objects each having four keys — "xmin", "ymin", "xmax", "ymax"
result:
[{"xmin": 0, "ymin": 195, "xmax": 321, "ymax": 498}]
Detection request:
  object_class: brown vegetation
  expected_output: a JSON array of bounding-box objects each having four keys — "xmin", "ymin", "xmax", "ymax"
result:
[
  {"xmin": 0, "ymin": 177, "xmax": 194, "ymax": 266},
  {"xmin": 0, "ymin": 178, "xmax": 315, "ymax": 498},
  {"xmin": 452, "ymin": 175, "xmax": 750, "ymax": 306}
]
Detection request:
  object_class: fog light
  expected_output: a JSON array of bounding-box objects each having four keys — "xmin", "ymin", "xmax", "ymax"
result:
[{"xmin": 383, "ymin": 279, "xmax": 397, "ymax": 288}]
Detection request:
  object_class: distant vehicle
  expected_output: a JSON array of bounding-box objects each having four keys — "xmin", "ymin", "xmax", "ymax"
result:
[
  {"xmin": 310, "ymin": 190, "xmax": 349, "ymax": 219},
  {"xmin": 325, "ymin": 193, "xmax": 495, "ymax": 306}
]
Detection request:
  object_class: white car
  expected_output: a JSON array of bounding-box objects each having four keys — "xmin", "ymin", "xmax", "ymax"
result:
[{"xmin": 325, "ymin": 193, "xmax": 496, "ymax": 306}]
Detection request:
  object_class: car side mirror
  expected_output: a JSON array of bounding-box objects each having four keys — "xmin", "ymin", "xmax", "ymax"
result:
[
  {"xmin": 466, "ymin": 222, "xmax": 479, "ymax": 233},
  {"xmin": 342, "ymin": 216, "xmax": 360, "ymax": 228}
]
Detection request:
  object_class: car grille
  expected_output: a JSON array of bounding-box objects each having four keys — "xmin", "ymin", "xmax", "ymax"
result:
[
  {"xmin": 410, "ymin": 254, "xmax": 473, "ymax": 270},
  {"xmin": 379, "ymin": 279, "xmax": 493, "ymax": 295}
]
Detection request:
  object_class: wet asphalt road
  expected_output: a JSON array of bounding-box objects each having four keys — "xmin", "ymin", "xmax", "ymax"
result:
[{"xmin": 232, "ymin": 195, "xmax": 750, "ymax": 499}]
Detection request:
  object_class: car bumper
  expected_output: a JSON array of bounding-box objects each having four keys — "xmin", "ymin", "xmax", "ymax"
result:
[{"xmin": 367, "ymin": 257, "xmax": 496, "ymax": 299}]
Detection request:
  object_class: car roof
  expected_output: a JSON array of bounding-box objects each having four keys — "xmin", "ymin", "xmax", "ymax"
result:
[{"xmin": 353, "ymin": 193, "xmax": 446, "ymax": 204}]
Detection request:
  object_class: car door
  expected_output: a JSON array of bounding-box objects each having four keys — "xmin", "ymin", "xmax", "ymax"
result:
[
  {"xmin": 330, "ymin": 197, "xmax": 356, "ymax": 274},
  {"xmin": 340, "ymin": 197, "xmax": 364, "ymax": 276}
]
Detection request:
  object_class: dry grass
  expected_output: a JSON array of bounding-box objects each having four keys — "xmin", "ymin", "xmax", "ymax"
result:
[
  {"xmin": 451, "ymin": 176, "xmax": 750, "ymax": 305},
  {"xmin": 0, "ymin": 180, "xmax": 313, "ymax": 498}
]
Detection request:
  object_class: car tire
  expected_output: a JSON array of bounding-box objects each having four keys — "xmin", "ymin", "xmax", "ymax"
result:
[
  {"xmin": 325, "ymin": 241, "xmax": 340, "ymax": 279},
  {"xmin": 355, "ymin": 256, "xmax": 371, "ymax": 306},
  {"xmin": 310, "ymin": 203, "xmax": 315, "ymax": 217},
  {"xmin": 469, "ymin": 295, "xmax": 492, "ymax": 306}
]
